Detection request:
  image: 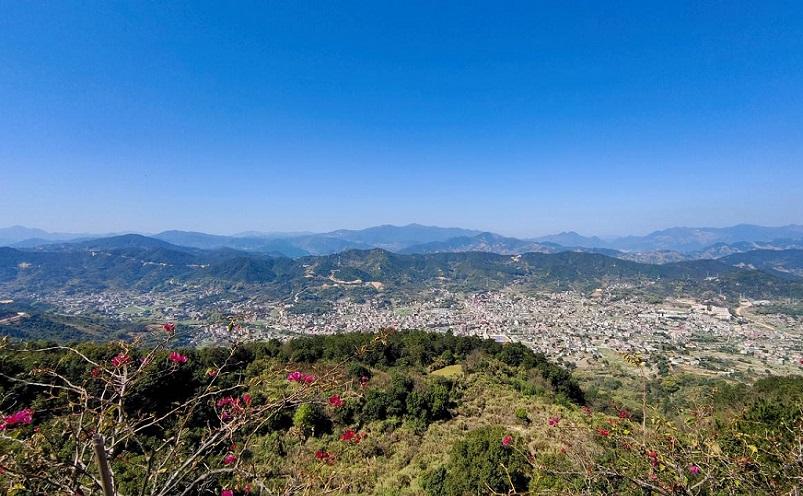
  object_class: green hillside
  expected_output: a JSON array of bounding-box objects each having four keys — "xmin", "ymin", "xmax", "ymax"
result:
[
  {"xmin": 2, "ymin": 244, "xmax": 802, "ymax": 301},
  {"xmin": 1, "ymin": 331, "xmax": 801, "ymax": 495}
]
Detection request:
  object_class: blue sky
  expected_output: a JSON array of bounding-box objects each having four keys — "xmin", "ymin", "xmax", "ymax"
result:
[{"xmin": 1, "ymin": 1, "xmax": 802, "ymax": 237}]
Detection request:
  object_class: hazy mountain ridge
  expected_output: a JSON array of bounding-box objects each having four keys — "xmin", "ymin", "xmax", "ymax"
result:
[
  {"xmin": 323, "ymin": 224, "xmax": 482, "ymax": 251},
  {"xmin": 0, "ymin": 226, "xmax": 90, "ymax": 247},
  {"xmin": 399, "ymin": 232, "xmax": 557, "ymax": 255},
  {"xmin": 4, "ymin": 224, "xmax": 803, "ymax": 264},
  {"xmin": 2, "ymin": 236, "xmax": 802, "ymax": 300},
  {"xmin": 531, "ymin": 231, "xmax": 608, "ymax": 248},
  {"xmin": 607, "ymin": 224, "xmax": 803, "ymax": 252}
]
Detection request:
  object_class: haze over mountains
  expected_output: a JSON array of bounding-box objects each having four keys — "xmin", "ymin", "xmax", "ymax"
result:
[
  {"xmin": 2, "ymin": 223, "xmax": 803, "ymax": 260},
  {"xmin": 2, "ymin": 233, "xmax": 802, "ymax": 300},
  {"xmin": 2, "ymin": 223, "xmax": 803, "ymax": 302}
]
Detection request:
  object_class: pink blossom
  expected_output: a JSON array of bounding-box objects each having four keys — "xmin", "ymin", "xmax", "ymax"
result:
[
  {"xmin": 162, "ymin": 322, "xmax": 176, "ymax": 333},
  {"xmin": 597, "ymin": 428, "xmax": 610, "ymax": 437},
  {"xmin": 111, "ymin": 353, "xmax": 131, "ymax": 368},
  {"xmin": 617, "ymin": 409, "xmax": 631, "ymax": 419},
  {"xmin": 216, "ymin": 395, "xmax": 243, "ymax": 422},
  {"xmin": 287, "ymin": 371, "xmax": 303, "ymax": 382},
  {"xmin": 221, "ymin": 490, "xmax": 234, "ymax": 496},
  {"xmin": 90, "ymin": 367, "xmax": 102, "ymax": 378},
  {"xmin": 168, "ymin": 352, "xmax": 188, "ymax": 364},
  {"xmin": 242, "ymin": 393, "xmax": 252, "ymax": 406},
  {"xmin": 302, "ymin": 373, "xmax": 316, "ymax": 384},
  {"xmin": 339, "ymin": 429, "xmax": 365, "ymax": 443},
  {"xmin": 548, "ymin": 416, "xmax": 561, "ymax": 427},
  {"xmin": 501, "ymin": 435, "xmax": 513, "ymax": 447},
  {"xmin": 689, "ymin": 464, "xmax": 701, "ymax": 475},
  {"xmin": 0, "ymin": 408, "xmax": 33, "ymax": 430},
  {"xmin": 216, "ymin": 396, "xmax": 240, "ymax": 408},
  {"xmin": 223, "ymin": 454, "xmax": 237, "ymax": 465},
  {"xmin": 328, "ymin": 394, "xmax": 344, "ymax": 408},
  {"xmin": 315, "ymin": 449, "xmax": 331, "ymax": 461}
]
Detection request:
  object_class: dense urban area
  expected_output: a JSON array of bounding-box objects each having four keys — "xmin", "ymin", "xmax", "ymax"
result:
[{"xmin": 6, "ymin": 280, "xmax": 802, "ymax": 378}]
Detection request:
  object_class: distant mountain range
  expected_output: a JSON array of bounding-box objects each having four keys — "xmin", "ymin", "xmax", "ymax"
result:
[
  {"xmin": 400, "ymin": 232, "xmax": 556, "ymax": 255},
  {"xmin": 0, "ymin": 226, "xmax": 95, "ymax": 247},
  {"xmin": 531, "ymin": 231, "xmax": 609, "ymax": 248},
  {"xmin": 603, "ymin": 225, "xmax": 803, "ymax": 252},
  {"xmin": 2, "ymin": 223, "xmax": 803, "ymax": 261},
  {"xmin": 1, "ymin": 233, "xmax": 802, "ymax": 301}
]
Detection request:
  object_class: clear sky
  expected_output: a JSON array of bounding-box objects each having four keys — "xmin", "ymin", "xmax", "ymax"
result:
[{"xmin": 1, "ymin": 1, "xmax": 802, "ymax": 237}]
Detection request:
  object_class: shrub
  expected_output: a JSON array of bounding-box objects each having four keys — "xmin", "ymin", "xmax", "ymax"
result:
[{"xmin": 426, "ymin": 426, "xmax": 530, "ymax": 495}]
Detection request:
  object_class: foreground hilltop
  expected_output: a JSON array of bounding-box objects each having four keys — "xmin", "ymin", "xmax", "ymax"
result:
[{"xmin": 1, "ymin": 330, "xmax": 801, "ymax": 494}]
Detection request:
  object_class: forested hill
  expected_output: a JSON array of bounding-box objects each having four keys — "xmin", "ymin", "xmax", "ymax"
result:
[
  {"xmin": 1, "ymin": 240, "xmax": 802, "ymax": 299},
  {"xmin": 2, "ymin": 330, "xmax": 802, "ymax": 494}
]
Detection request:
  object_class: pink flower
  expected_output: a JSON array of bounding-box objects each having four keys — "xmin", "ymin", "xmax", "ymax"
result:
[
  {"xmin": 111, "ymin": 353, "xmax": 131, "ymax": 368},
  {"xmin": 315, "ymin": 449, "xmax": 331, "ymax": 460},
  {"xmin": 502, "ymin": 435, "xmax": 513, "ymax": 447},
  {"xmin": 617, "ymin": 409, "xmax": 631, "ymax": 419},
  {"xmin": 328, "ymin": 394, "xmax": 344, "ymax": 408},
  {"xmin": 221, "ymin": 490, "xmax": 234, "ymax": 496},
  {"xmin": 168, "ymin": 352, "xmax": 188, "ymax": 364},
  {"xmin": 242, "ymin": 393, "xmax": 252, "ymax": 406},
  {"xmin": 1, "ymin": 408, "xmax": 33, "ymax": 430},
  {"xmin": 340, "ymin": 429, "xmax": 356, "ymax": 442},
  {"xmin": 223, "ymin": 454, "xmax": 237, "ymax": 465},
  {"xmin": 689, "ymin": 464, "xmax": 701, "ymax": 475},
  {"xmin": 548, "ymin": 416, "xmax": 561, "ymax": 427},
  {"xmin": 162, "ymin": 322, "xmax": 176, "ymax": 333},
  {"xmin": 597, "ymin": 428, "xmax": 610, "ymax": 437},
  {"xmin": 302, "ymin": 373, "xmax": 316, "ymax": 384},
  {"xmin": 216, "ymin": 395, "xmax": 243, "ymax": 422},
  {"xmin": 216, "ymin": 396, "xmax": 240, "ymax": 408},
  {"xmin": 90, "ymin": 367, "xmax": 102, "ymax": 378},
  {"xmin": 287, "ymin": 371, "xmax": 303, "ymax": 382}
]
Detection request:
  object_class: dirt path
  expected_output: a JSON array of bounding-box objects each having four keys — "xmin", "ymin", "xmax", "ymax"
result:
[
  {"xmin": 0, "ymin": 312, "xmax": 27, "ymax": 325},
  {"xmin": 735, "ymin": 302, "xmax": 776, "ymax": 331}
]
